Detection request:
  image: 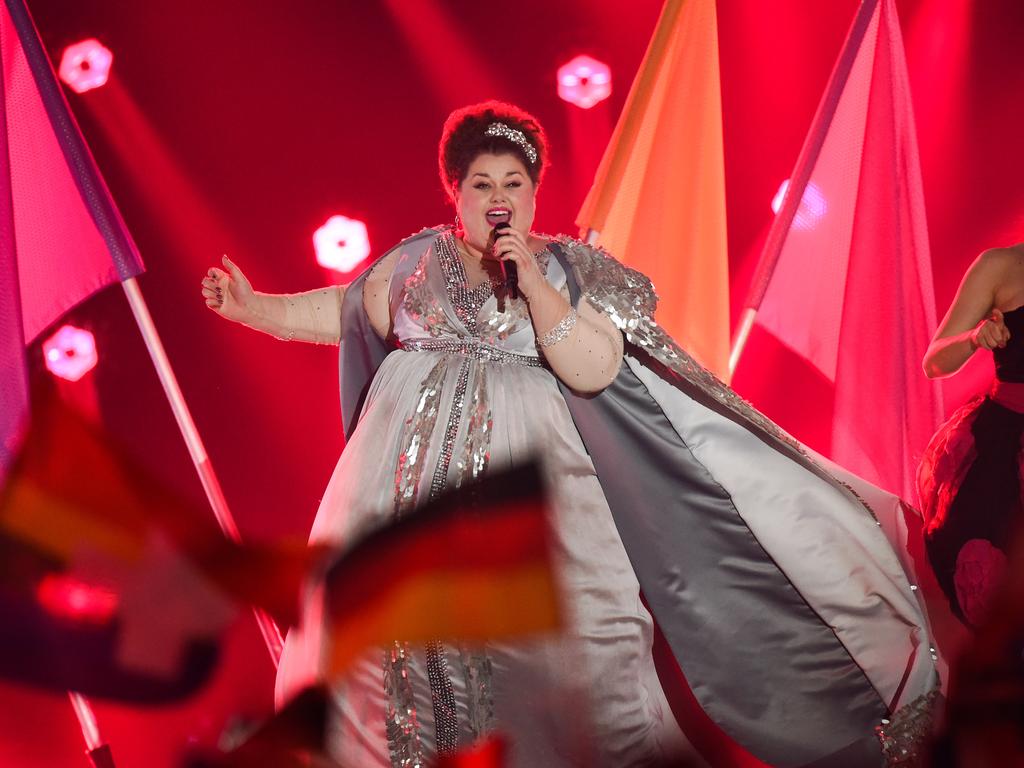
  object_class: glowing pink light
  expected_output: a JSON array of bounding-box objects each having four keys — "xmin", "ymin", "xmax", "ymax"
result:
[
  {"xmin": 37, "ymin": 574, "xmax": 118, "ymax": 624},
  {"xmin": 58, "ymin": 39, "xmax": 114, "ymax": 94},
  {"xmin": 557, "ymin": 55, "xmax": 612, "ymax": 109},
  {"xmin": 43, "ymin": 325, "xmax": 98, "ymax": 382},
  {"xmin": 313, "ymin": 215, "xmax": 371, "ymax": 274},
  {"xmin": 772, "ymin": 179, "xmax": 828, "ymax": 230}
]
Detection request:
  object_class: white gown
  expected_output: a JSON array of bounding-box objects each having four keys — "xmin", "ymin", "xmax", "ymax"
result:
[{"xmin": 276, "ymin": 231, "xmax": 689, "ymax": 767}]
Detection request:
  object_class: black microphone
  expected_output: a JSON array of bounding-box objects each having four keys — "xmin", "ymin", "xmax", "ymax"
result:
[{"xmin": 491, "ymin": 221, "xmax": 518, "ymax": 300}]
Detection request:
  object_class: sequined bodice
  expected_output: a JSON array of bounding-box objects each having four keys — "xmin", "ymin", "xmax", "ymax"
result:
[
  {"xmin": 392, "ymin": 230, "xmax": 562, "ymax": 359},
  {"xmin": 994, "ymin": 305, "xmax": 1024, "ymax": 382}
]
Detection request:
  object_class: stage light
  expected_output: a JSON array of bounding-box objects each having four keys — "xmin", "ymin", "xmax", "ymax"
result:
[
  {"xmin": 37, "ymin": 574, "xmax": 118, "ymax": 624},
  {"xmin": 313, "ymin": 215, "xmax": 371, "ymax": 273},
  {"xmin": 557, "ymin": 55, "xmax": 612, "ymax": 109},
  {"xmin": 43, "ymin": 325, "xmax": 98, "ymax": 382},
  {"xmin": 771, "ymin": 179, "xmax": 828, "ymax": 230},
  {"xmin": 58, "ymin": 39, "xmax": 113, "ymax": 94}
]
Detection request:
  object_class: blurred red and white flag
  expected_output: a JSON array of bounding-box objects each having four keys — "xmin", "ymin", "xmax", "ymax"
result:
[
  {"xmin": 743, "ymin": 0, "xmax": 942, "ymax": 503},
  {"xmin": 0, "ymin": 0, "xmax": 144, "ymax": 482}
]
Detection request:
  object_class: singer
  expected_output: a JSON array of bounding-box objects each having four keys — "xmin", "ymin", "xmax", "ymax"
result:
[{"xmin": 201, "ymin": 101, "xmax": 939, "ymax": 767}]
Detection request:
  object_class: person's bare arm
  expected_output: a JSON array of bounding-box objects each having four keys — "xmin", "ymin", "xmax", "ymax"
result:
[{"xmin": 923, "ymin": 249, "xmax": 1012, "ymax": 378}]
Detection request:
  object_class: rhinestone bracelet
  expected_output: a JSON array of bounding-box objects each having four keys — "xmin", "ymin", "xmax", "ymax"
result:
[{"xmin": 536, "ymin": 307, "xmax": 577, "ymax": 348}]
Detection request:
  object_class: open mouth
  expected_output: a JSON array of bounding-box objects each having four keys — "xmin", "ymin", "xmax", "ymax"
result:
[{"xmin": 485, "ymin": 208, "xmax": 511, "ymax": 227}]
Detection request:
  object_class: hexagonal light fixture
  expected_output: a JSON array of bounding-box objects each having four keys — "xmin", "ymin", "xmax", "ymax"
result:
[
  {"xmin": 43, "ymin": 324, "xmax": 98, "ymax": 382},
  {"xmin": 557, "ymin": 54, "xmax": 612, "ymax": 109},
  {"xmin": 313, "ymin": 215, "xmax": 371, "ymax": 274},
  {"xmin": 58, "ymin": 39, "xmax": 114, "ymax": 94}
]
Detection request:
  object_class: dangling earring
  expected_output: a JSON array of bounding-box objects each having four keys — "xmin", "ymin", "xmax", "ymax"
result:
[{"xmin": 453, "ymin": 211, "xmax": 461, "ymax": 233}]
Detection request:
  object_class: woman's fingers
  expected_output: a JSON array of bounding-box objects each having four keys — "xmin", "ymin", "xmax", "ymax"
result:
[
  {"xmin": 495, "ymin": 232, "xmax": 531, "ymax": 261},
  {"xmin": 222, "ymin": 255, "xmax": 252, "ymax": 292}
]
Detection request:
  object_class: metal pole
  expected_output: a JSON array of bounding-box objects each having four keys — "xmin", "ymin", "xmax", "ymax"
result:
[
  {"xmin": 120, "ymin": 277, "xmax": 284, "ymax": 663},
  {"xmin": 728, "ymin": 307, "xmax": 757, "ymax": 377},
  {"xmin": 67, "ymin": 692, "xmax": 116, "ymax": 768}
]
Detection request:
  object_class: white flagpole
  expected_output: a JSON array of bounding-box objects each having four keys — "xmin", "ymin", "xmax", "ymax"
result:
[{"xmin": 120, "ymin": 277, "xmax": 284, "ymax": 664}]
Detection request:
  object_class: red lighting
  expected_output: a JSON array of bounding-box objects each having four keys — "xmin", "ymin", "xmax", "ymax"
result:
[
  {"xmin": 43, "ymin": 324, "xmax": 98, "ymax": 382},
  {"xmin": 58, "ymin": 39, "xmax": 113, "ymax": 94},
  {"xmin": 313, "ymin": 215, "xmax": 371, "ymax": 274},
  {"xmin": 557, "ymin": 55, "xmax": 612, "ymax": 109},
  {"xmin": 37, "ymin": 574, "xmax": 118, "ymax": 624}
]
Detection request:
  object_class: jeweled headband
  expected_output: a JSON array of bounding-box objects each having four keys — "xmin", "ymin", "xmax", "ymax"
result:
[{"xmin": 484, "ymin": 122, "xmax": 538, "ymax": 165}]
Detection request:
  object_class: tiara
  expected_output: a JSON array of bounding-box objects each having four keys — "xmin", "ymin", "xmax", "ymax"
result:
[{"xmin": 484, "ymin": 122, "xmax": 538, "ymax": 165}]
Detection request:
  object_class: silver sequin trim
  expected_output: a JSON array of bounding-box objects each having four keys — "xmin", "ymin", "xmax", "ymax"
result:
[
  {"xmin": 450, "ymin": 369, "xmax": 497, "ymax": 736},
  {"xmin": 429, "ymin": 359, "xmax": 472, "ymax": 501},
  {"xmin": 402, "ymin": 247, "xmax": 455, "ymax": 339},
  {"xmin": 435, "ymin": 230, "xmax": 551, "ymax": 343},
  {"xmin": 418, "ymin": 359, "xmax": 474, "ymax": 754},
  {"xmin": 454, "ymin": 366, "xmax": 493, "ymax": 489},
  {"xmin": 384, "ymin": 641, "xmax": 426, "ymax": 768},
  {"xmin": 436, "ymin": 232, "xmax": 498, "ymax": 336},
  {"xmin": 875, "ymin": 688, "xmax": 941, "ymax": 766},
  {"xmin": 425, "ymin": 640, "xmax": 460, "ymax": 755},
  {"xmin": 393, "ymin": 358, "xmax": 447, "ymax": 518},
  {"xmin": 402, "ymin": 338, "xmax": 545, "ymax": 368},
  {"xmin": 458, "ymin": 644, "xmax": 496, "ymax": 741},
  {"xmin": 536, "ymin": 307, "xmax": 578, "ymax": 349},
  {"xmin": 385, "ymin": 359, "xmax": 450, "ymax": 768}
]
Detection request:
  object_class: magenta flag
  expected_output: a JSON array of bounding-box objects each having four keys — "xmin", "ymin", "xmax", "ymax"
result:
[
  {"xmin": 0, "ymin": 0, "xmax": 143, "ymax": 481},
  {"xmin": 746, "ymin": 0, "xmax": 942, "ymax": 504}
]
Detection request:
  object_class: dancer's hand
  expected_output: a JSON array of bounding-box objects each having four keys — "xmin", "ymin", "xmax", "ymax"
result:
[
  {"xmin": 971, "ymin": 308, "xmax": 1011, "ymax": 350},
  {"xmin": 201, "ymin": 256, "xmax": 260, "ymax": 324}
]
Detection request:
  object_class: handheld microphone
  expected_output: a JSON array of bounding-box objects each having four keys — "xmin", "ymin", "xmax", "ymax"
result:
[{"xmin": 491, "ymin": 221, "xmax": 518, "ymax": 300}]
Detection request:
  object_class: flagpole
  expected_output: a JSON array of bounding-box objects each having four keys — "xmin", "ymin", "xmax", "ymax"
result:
[
  {"xmin": 67, "ymin": 692, "xmax": 116, "ymax": 768},
  {"xmin": 121, "ymin": 277, "xmax": 285, "ymax": 663},
  {"xmin": 0, "ymin": 0, "xmax": 285, "ymax": 666},
  {"xmin": 728, "ymin": 307, "xmax": 756, "ymax": 377},
  {"xmin": 731, "ymin": 0, "xmax": 880, "ymax": 373}
]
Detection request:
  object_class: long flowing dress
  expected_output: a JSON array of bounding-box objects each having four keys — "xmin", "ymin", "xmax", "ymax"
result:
[
  {"xmin": 917, "ymin": 305, "xmax": 1024, "ymax": 627},
  {"xmin": 277, "ymin": 227, "xmax": 941, "ymax": 768}
]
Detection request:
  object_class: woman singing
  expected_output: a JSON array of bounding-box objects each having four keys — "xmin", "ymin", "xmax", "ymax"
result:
[{"xmin": 203, "ymin": 101, "xmax": 938, "ymax": 768}]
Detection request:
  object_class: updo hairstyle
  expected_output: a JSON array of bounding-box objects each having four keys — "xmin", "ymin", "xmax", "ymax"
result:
[{"xmin": 438, "ymin": 100, "xmax": 548, "ymax": 203}]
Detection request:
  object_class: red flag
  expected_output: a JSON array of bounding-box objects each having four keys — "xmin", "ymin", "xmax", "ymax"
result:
[
  {"xmin": 0, "ymin": 0, "xmax": 144, "ymax": 482},
  {"xmin": 744, "ymin": 0, "xmax": 942, "ymax": 503}
]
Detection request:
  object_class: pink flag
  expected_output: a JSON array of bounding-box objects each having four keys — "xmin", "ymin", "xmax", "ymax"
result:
[
  {"xmin": 0, "ymin": 0, "xmax": 144, "ymax": 480},
  {"xmin": 745, "ymin": 0, "xmax": 942, "ymax": 504}
]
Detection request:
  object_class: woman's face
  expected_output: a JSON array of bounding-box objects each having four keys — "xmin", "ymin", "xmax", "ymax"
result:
[{"xmin": 455, "ymin": 152, "xmax": 536, "ymax": 254}]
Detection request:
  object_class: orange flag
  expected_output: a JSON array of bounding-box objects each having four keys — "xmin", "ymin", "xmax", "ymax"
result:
[{"xmin": 576, "ymin": 0, "xmax": 730, "ymax": 380}]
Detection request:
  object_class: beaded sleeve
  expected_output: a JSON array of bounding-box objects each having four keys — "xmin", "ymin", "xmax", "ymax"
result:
[
  {"xmin": 534, "ymin": 287, "xmax": 624, "ymax": 393},
  {"xmin": 252, "ymin": 286, "xmax": 345, "ymax": 345}
]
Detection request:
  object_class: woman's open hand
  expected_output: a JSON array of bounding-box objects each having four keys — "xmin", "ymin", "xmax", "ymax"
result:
[{"xmin": 201, "ymin": 256, "xmax": 259, "ymax": 324}]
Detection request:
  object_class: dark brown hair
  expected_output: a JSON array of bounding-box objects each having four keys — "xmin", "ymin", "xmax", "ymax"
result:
[{"xmin": 439, "ymin": 100, "xmax": 548, "ymax": 202}]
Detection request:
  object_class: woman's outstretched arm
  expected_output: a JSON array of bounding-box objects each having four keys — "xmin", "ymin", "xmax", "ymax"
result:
[
  {"xmin": 201, "ymin": 256, "xmax": 345, "ymax": 345},
  {"xmin": 923, "ymin": 249, "xmax": 1012, "ymax": 378}
]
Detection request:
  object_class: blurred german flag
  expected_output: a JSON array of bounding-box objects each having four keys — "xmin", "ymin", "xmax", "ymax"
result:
[
  {"xmin": 323, "ymin": 463, "xmax": 561, "ymax": 678},
  {"xmin": 0, "ymin": 384, "xmax": 322, "ymax": 702}
]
